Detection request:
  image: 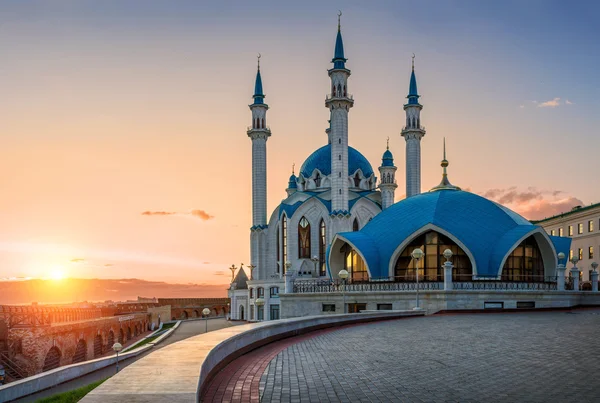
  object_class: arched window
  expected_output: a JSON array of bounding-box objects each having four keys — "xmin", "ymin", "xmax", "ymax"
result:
[
  {"xmin": 394, "ymin": 230, "xmax": 472, "ymax": 281},
  {"xmin": 343, "ymin": 85, "xmax": 347, "ymax": 97},
  {"xmin": 337, "ymin": 84, "xmax": 342, "ymax": 96},
  {"xmin": 332, "ymin": 85, "xmax": 336, "ymax": 96},
  {"xmin": 298, "ymin": 217, "xmax": 311, "ymax": 258},
  {"xmin": 342, "ymin": 244, "xmax": 368, "ymax": 281},
  {"xmin": 281, "ymin": 216, "xmax": 288, "ymax": 273},
  {"xmin": 43, "ymin": 347, "xmax": 61, "ymax": 372},
  {"xmin": 249, "ymin": 288, "xmax": 253, "ymax": 299},
  {"xmin": 354, "ymin": 172, "xmax": 361, "ymax": 187},
  {"xmin": 257, "ymin": 287, "xmax": 264, "ymax": 298},
  {"xmin": 261, "ymin": 118, "xmax": 265, "ymax": 128},
  {"xmin": 352, "ymin": 218, "xmax": 359, "ymax": 231},
  {"xmin": 501, "ymin": 236, "xmax": 544, "ymax": 282},
  {"xmin": 319, "ymin": 219, "xmax": 326, "ymax": 276},
  {"xmin": 315, "ymin": 172, "xmax": 321, "ymax": 187},
  {"xmin": 276, "ymin": 226, "xmax": 280, "ymax": 274},
  {"xmin": 72, "ymin": 339, "xmax": 87, "ymax": 363}
]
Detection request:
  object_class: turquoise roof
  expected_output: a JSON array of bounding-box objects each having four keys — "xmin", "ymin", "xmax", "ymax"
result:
[
  {"xmin": 332, "ymin": 29, "xmax": 347, "ymax": 69},
  {"xmin": 300, "ymin": 144, "xmax": 374, "ymax": 178},
  {"xmin": 336, "ymin": 190, "xmax": 558, "ymax": 278},
  {"xmin": 288, "ymin": 174, "xmax": 297, "ymax": 189},
  {"xmin": 253, "ymin": 70, "xmax": 264, "ymax": 104},
  {"xmin": 381, "ymin": 149, "xmax": 394, "ymax": 167},
  {"xmin": 406, "ymin": 69, "xmax": 420, "ymax": 105}
]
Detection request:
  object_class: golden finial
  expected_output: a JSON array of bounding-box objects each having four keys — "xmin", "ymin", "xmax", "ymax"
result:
[
  {"xmin": 338, "ymin": 10, "xmax": 342, "ymax": 32},
  {"xmin": 441, "ymin": 137, "xmax": 448, "ymax": 169},
  {"xmin": 412, "ymin": 53, "xmax": 415, "ymax": 71},
  {"xmin": 386, "ymin": 136, "xmax": 390, "ymax": 150},
  {"xmin": 257, "ymin": 53, "xmax": 261, "ymax": 71},
  {"xmin": 430, "ymin": 138, "xmax": 461, "ymax": 192},
  {"xmin": 292, "ymin": 163, "xmax": 295, "ymax": 175}
]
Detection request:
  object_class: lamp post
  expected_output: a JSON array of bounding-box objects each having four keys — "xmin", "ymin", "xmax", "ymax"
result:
[
  {"xmin": 202, "ymin": 308, "xmax": 211, "ymax": 333},
  {"xmin": 570, "ymin": 255, "xmax": 580, "ymax": 291},
  {"xmin": 443, "ymin": 248, "xmax": 453, "ymax": 290},
  {"xmin": 411, "ymin": 248, "xmax": 424, "ymax": 310},
  {"xmin": 556, "ymin": 252, "xmax": 566, "ymax": 291},
  {"xmin": 255, "ymin": 298, "xmax": 265, "ymax": 321},
  {"xmin": 311, "ymin": 256, "xmax": 319, "ymax": 277},
  {"xmin": 338, "ymin": 269, "xmax": 349, "ymax": 314},
  {"xmin": 112, "ymin": 342, "xmax": 123, "ymax": 373}
]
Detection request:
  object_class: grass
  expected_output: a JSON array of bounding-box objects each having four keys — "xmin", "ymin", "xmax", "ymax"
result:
[
  {"xmin": 130, "ymin": 334, "xmax": 160, "ymax": 348},
  {"xmin": 36, "ymin": 378, "xmax": 107, "ymax": 403},
  {"xmin": 160, "ymin": 322, "xmax": 176, "ymax": 329}
]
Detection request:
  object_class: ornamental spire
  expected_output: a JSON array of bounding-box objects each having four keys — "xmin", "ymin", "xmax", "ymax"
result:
[
  {"xmin": 430, "ymin": 138, "xmax": 461, "ymax": 192},
  {"xmin": 407, "ymin": 54, "xmax": 420, "ymax": 105},
  {"xmin": 252, "ymin": 54, "xmax": 264, "ymax": 105},
  {"xmin": 332, "ymin": 11, "xmax": 346, "ymax": 69}
]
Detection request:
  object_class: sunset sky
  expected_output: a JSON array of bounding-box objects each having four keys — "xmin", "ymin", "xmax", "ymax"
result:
[{"xmin": 1, "ymin": 1, "xmax": 598, "ymax": 286}]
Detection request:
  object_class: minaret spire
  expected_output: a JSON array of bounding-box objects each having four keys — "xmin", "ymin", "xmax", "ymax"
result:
[
  {"xmin": 401, "ymin": 55, "xmax": 426, "ymax": 198},
  {"xmin": 379, "ymin": 139, "xmax": 397, "ymax": 210},
  {"xmin": 338, "ymin": 10, "xmax": 342, "ymax": 31},
  {"xmin": 248, "ymin": 57, "xmax": 271, "ymax": 279}
]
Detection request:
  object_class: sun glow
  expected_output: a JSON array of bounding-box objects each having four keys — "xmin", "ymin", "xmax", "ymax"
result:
[{"xmin": 49, "ymin": 267, "xmax": 66, "ymax": 280}]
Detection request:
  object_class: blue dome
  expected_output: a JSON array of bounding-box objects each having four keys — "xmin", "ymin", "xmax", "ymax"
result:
[
  {"xmin": 334, "ymin": 190, "xmax": 569, "ymax": 278},
  {"xmin": 300, "ymin": 144, "xmax": 374, "ymax": 178},
  {"xmin": 381, "ymin": 149, "xmax": 394, "ymax": 167},
  {"xmin": 288, "ymin": 174, "xmax": 297, "ymax": 189}
]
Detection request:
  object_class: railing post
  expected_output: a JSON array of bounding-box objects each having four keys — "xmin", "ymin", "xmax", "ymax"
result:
[
  {"xmin": 556, "ymin": 265, "xmax": 566, "ymax": 291},
  {"xmin": 571, "ymin": 267, "xmax": 580, "ymax": 292},
  {"xmin": 591, "ymin": 270, "xmax": 598, "ymax": 292},
  {"xmin": 284, "ymin": 270, "xmax": 294, "ymax": 293},
  {"xmin": 443, "ymin": 261, "xmax": 454, "ymax": 291}
]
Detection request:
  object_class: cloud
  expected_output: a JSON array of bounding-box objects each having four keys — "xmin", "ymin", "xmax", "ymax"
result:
[
  {"xmin": 480, "ymin": 187, "xmax": 583, "ymax": 220},
  {"xmin": 538, "ymin": 97, "xmax": 561, "ymax": 108},
  {"xmin": 104, "ymin": 263, "xmax": 114, "ymax": 267},
  {"xmin": 519, "ymin": 105, "xmax": 525, "ymax": 109},
  {"xmin": 214, "ymin": 270, "xmax": 226, "ymax": 276},
  {"xmin": 70, "ymin": 258, "xmax": 85, "ymax": 263},
  {"xmin": 565, "ymin": 99, "xmax": 573, "ymax": 105},
  {"xmin": 190, "ymin": 209, "xmax": 214, "ymax": 220},
  {"xmin": 141, "ymin": 209, "xmax": 214, "ymax": 220}
]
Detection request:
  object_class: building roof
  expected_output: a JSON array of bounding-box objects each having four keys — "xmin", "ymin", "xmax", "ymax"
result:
[
  {"xmin": 253, "ymin": 69, "xmax": 264, "ymax": 105},
  {"xmin": 336, "ymin": 189, "xmax": 562, "ymax": 278},
  {"xmin": 381, "ymin": 149, "xmax": 394, "ymax": 167},
  {"xmin": 332, "ymin": 28, "xmax": 347, "ymax": 69},
  {"xmin": 277, "ymin": 189, "xmax": 381, "ymax": 219},
  {"xmin": 531, "ymin": 202, "xmax": 600, "ymax": 224},
  {"xmin": 231, "ymin": 268, "xmax": 248, "ymax": 290},
  {"xmin": 406, "ymin": 65, "xmax": 420, "ymax": 106},
  {"xmin": 299, "ymin": 144, "xmax": 374, "ymax": 178}
]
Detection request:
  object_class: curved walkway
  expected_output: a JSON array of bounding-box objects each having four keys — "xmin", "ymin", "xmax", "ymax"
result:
[{"xmin": 206, "ymin": 310, "xmax": 600, "ymax": 403}]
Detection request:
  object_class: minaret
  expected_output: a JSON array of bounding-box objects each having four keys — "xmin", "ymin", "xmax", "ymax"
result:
[
  {"xmin": 326, "ymin": 12, "xmax": 354, "ymax": 218},
  {"xmin": 286, "ymin": 164, "xmax": 298, "ymax": 196},
  {"xmin": 401, "ymin": 55, "xmax": 426, "ymax": 198},
  {"xmin": 247, "ymin": 55, "xmax": 271, "ymax": 279},
  {"xmin": 378, "ymin": 138, "xmax": 397, "ymax": 209}
]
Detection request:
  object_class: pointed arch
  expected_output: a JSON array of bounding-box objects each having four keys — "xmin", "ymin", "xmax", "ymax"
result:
[
  {"xmin": 353, "ymin": 172, "xmax": 361, "ymax": 187},
  {"xmin": 353, "ymin": 218, "xmax": 359, "ymax": 231},
  {"xmin": 319, "ymin": 219, "xmax": 326, "ymax": 276},
  {"xmin": 298, "ymin": 216, "xmax": 311, "ymax": 258}
]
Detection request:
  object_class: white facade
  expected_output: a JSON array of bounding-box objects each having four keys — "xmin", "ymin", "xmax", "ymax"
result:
[{"xmin": 536, "ymin": 204, "xmax": 600, "ymax": 281}]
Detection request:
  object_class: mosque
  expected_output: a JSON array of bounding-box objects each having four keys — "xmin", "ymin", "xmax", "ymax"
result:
[{"xmin": 228, "ymin": 18, "xmax": 598, "ymax": 321}]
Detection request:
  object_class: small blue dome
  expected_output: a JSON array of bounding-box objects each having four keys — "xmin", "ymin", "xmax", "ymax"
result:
[
  {"xmin": 381, "ymin": 149, "xmax": 394, "ymax": 167},
  {"xmin": 288, "ymin": 174, "xmax": 297, "ymax": 189},
  {"xmin": 300, "ymin": 144, "xmax": 374, "ymax": 178}
]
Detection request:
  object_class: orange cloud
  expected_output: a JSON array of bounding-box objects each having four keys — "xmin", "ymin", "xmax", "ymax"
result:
[
  {"xmin": 481, "ymin": 187, "xmax": 583, "ymax": 220},
  {"xmin": 141, "ymin": 210, "xmax": 214, "ymax": 220},
  {"xmin": 190, "ymin": 209, "xmax": 214, "ymax": 220},
  {"xmin": 141, "ymin": 211, "xmax": 177, "ymax": 216}
]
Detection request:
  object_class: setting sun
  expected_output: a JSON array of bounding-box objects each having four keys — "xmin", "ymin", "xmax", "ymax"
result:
[{"xmin": 49, "ymin": 267, "xmax": 66, "ymax": 281}]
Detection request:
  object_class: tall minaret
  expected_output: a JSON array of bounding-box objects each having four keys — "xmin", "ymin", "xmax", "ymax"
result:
[
  {"xmin": 247, "ymin": 55, "xmax": 271, "ymax": 278},
  {"xmin": 378, "ymin": 138, "xmax": 397, "ymax": 210},
  {"xmin": 401, "ymin": 55, "xmax": 426, "ymax": 198},
  {"xmin": 326, "ymin": 12, "xmax": 354, "ymax": 218}
]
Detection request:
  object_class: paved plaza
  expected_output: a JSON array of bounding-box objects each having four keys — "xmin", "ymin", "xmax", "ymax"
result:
[{"xmin": 207, "ymin": 310, "xmax": 600, "ymax": 403}]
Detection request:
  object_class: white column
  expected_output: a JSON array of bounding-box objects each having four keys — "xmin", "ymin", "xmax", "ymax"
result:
[
  {"xmin": 591, "ymin": 270, "xmax": 598, "ymax": 292},
  {"xmin": 443, "ymin": 261, "xmax": 453, "ymax": 291},
  {"xmin": 556, "ymin": 265, "xmax": 566, "ymax": 291},
  {"xmin": 571, "ymin": 267, "xmax": 580, "ymax": 292}
]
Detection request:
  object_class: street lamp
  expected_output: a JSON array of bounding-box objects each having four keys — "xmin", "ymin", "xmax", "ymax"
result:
[
  {"xmin": 202, "ymin": 308, "xmax": 211, "ymax": 333},
  {"xmin": 311, "ymin": 256, "xmax": 319, "ymax": 277},
  {"xmin": 255, "ymin": 298, "xmax": 265, "ymax": 321},
  {"xmin": 557, "ymin": 252, "xmax": 566, "ymax": 267},
  {"xmin": 338, "ymin": 269, "xmax": 349, "ymax": 314},
  {"xmin": 112, "ymin": 342, "xmax": 123, "ymax": 373},
  {"xmin": 411, "ymin": 248, "xmax": 424, "ymax": 310}
]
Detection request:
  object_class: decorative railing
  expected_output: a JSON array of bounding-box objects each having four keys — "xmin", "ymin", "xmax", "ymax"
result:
[
  {"xmin": 247, "ymin": 125, "xmax": 271, "ymax": 132},
  {"xmin": 292, "ymin": 276, "xmax": 559, "ymax": 293},
  {"xmin": 325, "ymin": 93, "xmax": 354, "ymax": 101},
  {"xmin": 401, "ymin": 125, "xmax": 426, "ymax": 132}
]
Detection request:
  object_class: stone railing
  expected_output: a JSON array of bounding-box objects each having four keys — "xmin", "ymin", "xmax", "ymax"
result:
[
  {"xmin": 293, "ymin": 279, "xmax": 443, "ymax": 293},
  {"xmin": 453, "ymin": 281, "xmax": 557, "ymax": 291}
]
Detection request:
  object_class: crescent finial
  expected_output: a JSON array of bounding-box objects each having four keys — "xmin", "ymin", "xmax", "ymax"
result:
[
  {"xmin": 412, "ymin": 53, "xmax": 415, "ymax": 70},
  {"xmin": 257, "ymin": 53, "xmax": 261, "ymax": 70},
  {"xmin": 337, "ymin": 10, "xmax": 342, "ymax": 31}
]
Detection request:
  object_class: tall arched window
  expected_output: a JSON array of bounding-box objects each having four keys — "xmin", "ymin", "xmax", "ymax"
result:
[
  {"xmin": 281, "ymin": 216, "xmax": 288, "ymax": 273},
  {"xmin": 298, "ymin": 217, "xmax": 311, "ymax": 258},
  {"xmin": 276, "ymin": 226, "xmax": 280, "ymax": 273},
  {"xmin": 501, "ymin": 236, "xmax": 544, "ymax": 282},
  {"xmin": 342, "ymin": 244, "xmax": 368, "ymax": 281},
  {"xmin": 261, "ymin": 118, "xmax": 265, "ymax": 128},
  {"xmin": 352, "ymin": 218, "xmax": 359, "ymax": 231},
  {"xmin": 319, "ymin": 219, "xmax": 326, "ymax": 276},
  {"xmin": 315, "ymin": 172, "xmax": 321, "ymax": 187},
  {"xmin": 394, "ymin": 230, "xmax": 472, "ymax": 281}
]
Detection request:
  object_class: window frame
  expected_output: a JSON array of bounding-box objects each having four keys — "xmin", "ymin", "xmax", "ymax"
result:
[
  {"xmin": 269, "ymin": 286, "xmax": 279, "ymax": 298},
  {"xmin": 322, "ymin": 304, "xmax": 336, "ymax": 312},
  {"xmin": 298, "ymin": 216, "xmax": 311, "ymax": 259},
  {"xmin": 578, "ymin": 223, "xmax": 583, "ymax": 235}
]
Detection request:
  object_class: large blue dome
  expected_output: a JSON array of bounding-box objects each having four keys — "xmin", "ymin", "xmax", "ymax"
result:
[
  {"xmin": 333, "ymin": 190, "xmax": 570, "ymax": 278},
  {"xmin": 300, "ymin": 144, "xmax": 374, "ymax": 178}
]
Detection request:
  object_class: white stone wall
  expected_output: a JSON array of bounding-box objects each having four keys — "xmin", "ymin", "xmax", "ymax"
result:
[
  {"xmin": 378, "ymin": 165, "xmax": 397, "ymax": 210},
  {"xmin": 251, "ymin": 137, "xmax": 268, "ymax": 225},
  {"xmin": 404, "ymin": 135, "xmax": 422, "ymax": 198},
  {"xmin": 330, "ymin": 106, "xmax": 349, "ymax": 211}
]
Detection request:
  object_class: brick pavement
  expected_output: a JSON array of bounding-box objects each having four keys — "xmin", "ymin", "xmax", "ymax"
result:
[{"xmin": 259, "ymin": 310, "xmax": 600, "ymax": 403}]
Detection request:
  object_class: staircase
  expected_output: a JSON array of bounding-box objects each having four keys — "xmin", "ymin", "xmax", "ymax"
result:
[{"xmin": 0, "ymin": 352, "xmax": 27, "ymax": 382}]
